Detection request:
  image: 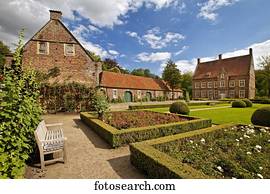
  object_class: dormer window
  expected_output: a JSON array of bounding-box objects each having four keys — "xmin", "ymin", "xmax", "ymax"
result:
[
  {"xmin": 37, "ymin": 41, "xmax": 49, "ymax": 55},
  {"xmin": 64, "ymin": 44, "xmax": 75, "ymax": 56},
  {"xmin": 220, "ymin": 73, "xmax": 225, "ymax": 79}
]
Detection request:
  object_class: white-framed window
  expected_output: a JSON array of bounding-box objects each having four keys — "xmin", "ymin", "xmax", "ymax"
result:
[
  {"xmin": 214, "ymin": 81, "xmax": 218, "ymax": 88},
  {"xmin": 195, "ymin": 91, "xmax": 200, "ymax": 98},
  {"xmin": 239, "ymin": 80, "xmax": 245, "ymax": 87},
  {"xmin": 112, "ymin": 89, "xmax": 118, "ymax": 99},
  {"xmin": 229, "ymin": 90, "xmax": 235, "ymax": 98},
  {"xmin": 208, "ymin": 82, "xmax": 213, "ymax": 88},
  {"xmin": 64, "ymin": 44, "xmax": 75, "ymax": 56},
  {"xmin": 201, "ymin": 82, "xmax": 206, "ymax": 88},
  {"xmin": 229, "ymin": 80, "xmax": 235, "ymax": 88},
  {"xmin": 37, "ymin": 41, "xmax": 49, "ymax": 55},
  {"xmin": 195, "ymin": 82, "xmax": 200, "ymax": 89},
  {"xmin": 208, "ymin": 90, "xmax": 213, "ymax": 98},
  {"xmin": 201, "ymin": 90, "xmax": 207, "ymax": 98},
  {"xmin": 137, "ymin": 90, "xmax": 141, "ymax": 99},
  {"xmin": 214, "ymin": 90, "xmax": 218, "ymax": 98},
  {"xmin": 239, "ymin": 90, "xmax": 245, "ymax": 98},
  {"xmin": 220, "ymin": 73, "xmax": 225, "ymax": 79},
  {"xmin": 220, "ymin": 80, "xmax": 225, "ymax": 88}
]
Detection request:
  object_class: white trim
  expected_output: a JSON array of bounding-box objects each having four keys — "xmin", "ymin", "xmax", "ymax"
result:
[
  {"xmin": 207, "ymin": 82, "xmax": 212, "ymax": 88},
  {"xmin": 112, "ymin": 89, "xmax": 118, "ymax": 99},
  {"xmin": 64, "ymin": 43, "xmax": 75, "ymax": 56},
  {"xmin": 220, "ymin": 80, "xmax": 225, "ymax": 88},
  {"xmin": 201, "ymin": 82, "xmax": 206, "ymax": 88},
  {"xmin": 239, "ymin": 80, "xmax": 245, "ymax": 87},
  {"xmin": 37, "ymin": 41, "xmax": 49, "ymax": 55},
  {"xmin": 195, "ymin": 82, "xmax": 200, "ymax": 89},
  {"xmin": 239, "ymin": 90, "xmax": 245, "ymax": 98},
  {"xmin": 137, "ymin": 90, "xmax": 142, "ymax": 99},
  {"xmin": 229, "ymin": 80, "xmax": 235, "ymax": 88}
]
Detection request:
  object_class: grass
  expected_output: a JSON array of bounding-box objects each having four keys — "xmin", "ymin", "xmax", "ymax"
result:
[{"xmin": 149, "ymin": 104, "xmax": 270, "ymax": 125}]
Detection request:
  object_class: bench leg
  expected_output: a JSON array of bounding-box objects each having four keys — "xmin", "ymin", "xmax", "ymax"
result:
[
  {"xmin": 63, "ymin": 139, "xmax": 67, "ymax": 163},
  {"xmin": 40, "ymin": 151, "xmax": 45, "ymax": 170}
]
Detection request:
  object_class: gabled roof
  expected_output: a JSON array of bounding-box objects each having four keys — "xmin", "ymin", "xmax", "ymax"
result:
[
  {"xmin": 100, "ymin": 71, "xmax": 176, "ymax": 91},
  {"xmin": 193, "ymin": 52, "xmax": 253, "ymax": 80}
]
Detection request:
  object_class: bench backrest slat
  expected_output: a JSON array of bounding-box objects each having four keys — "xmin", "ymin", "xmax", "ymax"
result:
[{"xmin": 35, "ymin": 120, "xmax": 48, "ymax": 141}]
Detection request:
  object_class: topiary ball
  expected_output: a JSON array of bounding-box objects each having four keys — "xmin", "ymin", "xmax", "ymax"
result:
[
  {"xmin": 242, "ymin": 99, "xmax": 253, "ymax": 107},
  {"xmin": 169, "ymin": 101, "xmax": 190, "ymax": 115},
  {"xmin": 251, "ymin": 107, "xmax": 270, "ymax": 127},
  {"xmin": 232, "ymin": 100, "xmax": 247, "ymax": 108}
]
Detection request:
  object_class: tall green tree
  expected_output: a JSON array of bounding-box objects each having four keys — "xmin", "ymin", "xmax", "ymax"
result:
[
  {"xmin": 162, "ymin": 60, "xmax": 182, "ymax": 99},
  {"xmin": 259, "ymin": 56, "xmax": 270, "ymax": 97},
  {"xmin": 87, "ymin": 50, "xmax": 101, "ymax": 62},
  {"xmin": 131, "ymin": 68, "xmax": 159, "ymax": 79},
  {"xmin": 181, "ymin": 71, "xmax": 193, "ymax": 95},
  {"xmin": 0, "ymin": 41, "xmax": 11, "ymax": 74},
  {"xmin": 102, "ymin": 58, "xmax": 129, "ymax": 74},
  {"xmin": 255, "ymin": 70, "xmax": 268, "ymax": 97}
]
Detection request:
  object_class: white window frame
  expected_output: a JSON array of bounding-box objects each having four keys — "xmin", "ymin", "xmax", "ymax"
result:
[
  {"xmin": 37, "ymin": 41, "xmax": 49, "ymax": 55},
  {"xmin": 208, "ymin": 82, "xmax": 212, "ymax": 88},
  {"xmin": 195, "ymin": 82, "xmax": 200, "ymax": 89},
  {"xmin": 239, "ymin": 90, "xmax": 245, "ymax": 98},
  {"xmin": 208, "ymin": 90, "xmax": 213, "ymax": 98},
  {"xmin": 220, "ymin": 73, "xmax": 225, "ymax": 79},
  {"xmin": 229, "ymin": 90, "xmax": 235, "ymax": 98},
  {"xmin": 239, "ymin": 80, "xmax": 245, "ymax": 87},
  {"xmin": 220, "ymin": 80, "xmax": 225, "ymax": 88},
  {"xmin": 112, "ymin": 89, "xmax": 118, "ymax": 99},
  {"xmin": 195, "ymin": 91, "xmax": 200, "ymax": 98},
  {"xmin": 229, "ymin": 80, "xmax": 235, "ymax": 88},
  {"xmin": 201, "ymin": 82, "xmax": 206, "ymax": 89},
  {"xmin": 214, "ymin": 90, "xmax": 218, "ymax": 98},
  {"xmin": 214, "ymin": 81, "xmax": 218, "ymax": 88},
  {"xmin": 64, "ymin": 43, "xmax": 75, "ymax": 56},
  {"xmin": 137, "ymin": 90, "xmax": 142, "ymax": 99},
  {"xmin": 201, "ymin": 90, "xmax": 207, "ymax": 98}
]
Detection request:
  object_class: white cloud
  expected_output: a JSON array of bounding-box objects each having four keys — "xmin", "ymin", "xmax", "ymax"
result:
[
  {"xmin": 127, "ymin": 27, "xmax": 185, "ymax": 49},
  {"xmin": 108, "ymin": 50, "xmax": 119, "ymax": 56},
  {"xmin": 198, "ymin": 0, "xmax": 240, "ymax": 21},
  {"xmin": 137, "ymin": 52, "xmax": 171, "ymax": 62},
  {"xmin": 175, "ymin": 45, "xmax": 189, "ymax": 56},
  {"xmin": 160, "ymin": 39, "xmax": 270, "ymax": 73},
  {"xmin": 88, "ymin": 24, "xmax": 102, "ymax": 33}
]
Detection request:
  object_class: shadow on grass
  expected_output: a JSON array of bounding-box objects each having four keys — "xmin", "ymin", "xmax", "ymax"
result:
[
  {"xmin": 108, "ymin": 155, "xmax": 145, "ymax": 179},
  {"xmin": 73, "ymin": 118, "xmax": 111, "ymax": 149}
]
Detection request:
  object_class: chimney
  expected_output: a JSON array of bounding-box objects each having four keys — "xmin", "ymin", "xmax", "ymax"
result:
[
  {"xmin": 249, "ymin": 48, "xmax": 253, "ymax": 55},
  {"xmin": 197, "ymin": 58, "xmax": 200, "ymax": 64},
  {"xmin": 218, "ymin": 54, "xmax": 222, "ymax": 60},
  {"xmin": 50, "ymin": 10, "xmax": 62, "ymax": 20}
]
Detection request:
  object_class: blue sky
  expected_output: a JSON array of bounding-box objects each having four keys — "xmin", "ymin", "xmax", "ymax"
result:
[{"xmin": 1, "ymin": 0, "xmax": 270, "ymax": 75}]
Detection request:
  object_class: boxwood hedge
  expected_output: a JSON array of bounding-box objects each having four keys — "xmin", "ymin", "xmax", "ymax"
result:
[
  {"xmin": 80, "ymin": 111, "xmax": 212, "ymax": 148},
  {"xmin": 130, "ymin": 124, "xmax": 234, "ymax": 178}
]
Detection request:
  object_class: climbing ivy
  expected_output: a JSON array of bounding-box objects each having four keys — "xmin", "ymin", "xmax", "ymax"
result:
[{"xmin": 0, "ymin": 30, "xmax": 42, "ymax": 178}]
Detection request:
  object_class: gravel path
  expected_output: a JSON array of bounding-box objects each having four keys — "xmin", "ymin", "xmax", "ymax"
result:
[{"xmin": 25, "ymin": 114, "xmax": 144, "ymax": 179}]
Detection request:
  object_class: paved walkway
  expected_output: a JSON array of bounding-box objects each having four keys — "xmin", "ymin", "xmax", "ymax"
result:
[{"xmin": 25, "ymin": 114, "xmax": 144, "ymax": 179}]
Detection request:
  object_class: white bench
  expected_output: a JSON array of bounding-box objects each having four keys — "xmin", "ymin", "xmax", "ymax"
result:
[{"xmin": 34, "ymin": 120, "xmax": 67, "ymax": 169}]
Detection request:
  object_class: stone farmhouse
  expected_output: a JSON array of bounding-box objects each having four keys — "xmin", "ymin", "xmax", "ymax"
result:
[
  {"xmin": 192, "ymin": 49, "xmax": 256, "ymax": 99},
  {"xmin": 5, "ymin": 10, "xmax": 182, "ymax": 102}
]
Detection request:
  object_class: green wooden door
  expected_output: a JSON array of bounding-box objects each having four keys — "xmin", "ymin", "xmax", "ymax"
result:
[
  {"xmin": 124, "ymin": 91, "xmax": 132, "ymax": 102},
  {"xmin": 146, "ymin": 92, "xmax": 152, "ymax": 101}
]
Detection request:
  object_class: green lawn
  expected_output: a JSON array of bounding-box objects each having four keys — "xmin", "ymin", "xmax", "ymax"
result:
[{"xmin": 149, "ymin": 104, "xmax": 270, "ymax": 125}]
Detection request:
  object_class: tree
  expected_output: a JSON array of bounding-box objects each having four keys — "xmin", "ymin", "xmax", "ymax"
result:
[
  {"xmin": 131, "ymin": 68, "xmax": 160, "ymax": 79},
  {"xmin": 87, "ymin": 51, "xmax": 101, "ymax": 62},
  {"xmin": 181, "ymin": 71, "xmax": 193, "ymax": 96},
  {"xmin": 0, "ymin": 41, "xmax": 11, "ymax": 74},
  {"xmin": 162, "ymin": 60, "xmax": 182, "ymax": 100},
  {"xmin": 91, "ymin": 90, "xmax": 109, "ymax": 120},
  {"xmin": 259, "ymin": 56, "xmax": 270, "ymax": 97},
  {"xmin": 102, "ymin": 58, "xmax": 129, "ymax": 74},
  {"xmin": 255, "ymin": 70, "xmax": 268, "ymax": 97}
]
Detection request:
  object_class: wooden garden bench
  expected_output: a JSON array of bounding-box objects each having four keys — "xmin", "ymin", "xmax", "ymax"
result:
[{"xmin": 34, "ymin": 120, "xmax": 67, "ymax": 169}]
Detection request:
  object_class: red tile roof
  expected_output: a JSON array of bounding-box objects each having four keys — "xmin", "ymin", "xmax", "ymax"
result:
[
  {"xmin": 100, "ymin": 71, "xmax": 179, "ymax": 91},
  {"xmin": 193, "ymin": 54, "xmax": 253, "ymax": 80}
]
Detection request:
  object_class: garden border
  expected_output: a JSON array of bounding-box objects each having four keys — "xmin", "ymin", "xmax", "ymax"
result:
[
  {"xmin": 130, "ymin": 123, "xmax": 235, "ymax": 178},
  {"xmin": 128, "ymin": 101, "xmax": 227, "ymax": 110},
  {"xmin": 80, "ymin": 111, "xmax": 212, "ymax": 148}
]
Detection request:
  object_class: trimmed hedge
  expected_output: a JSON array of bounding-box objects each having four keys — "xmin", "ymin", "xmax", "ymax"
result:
[
  {"xmin": 169, "ymin": 102, "xmax": 190, "ymax": 115},
  {"xmin": 130, "ymin": 124, "xmax": 234, "ymax": 178},
  {"xmin": 251, "ymin": 98, "xmax": 270, "ymax": 104},
  {"xmin": 232, "ymin": 100, "xmax": 247, "ymax": 108},
  {"xmin": 129, "ymin": 101, "xmax": 225, "ymax": 110},
  {"xmin": 251, "ymin": 106, "xmax": 270, "ymax": 127},
  {"xmin": 242, "ymin": 99, "xmax": 253, "ymax": 107},
  {"xmin": 80, "ymin": 111, "xmax": 212, "ymax": 148}
]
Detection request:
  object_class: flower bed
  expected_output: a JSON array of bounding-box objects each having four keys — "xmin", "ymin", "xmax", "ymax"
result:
[
  {"xmin": 103, "ymin": 111, "xmax": 192, "ymax": 129},
  {"xmin": 130, "ymin": 124, "xmax": 270, "ymax": 179},
  {"xmin": 80, "ymin": 111, "xmax": 211, "ymax": 148}
]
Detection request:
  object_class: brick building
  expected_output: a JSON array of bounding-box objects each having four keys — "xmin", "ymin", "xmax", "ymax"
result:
[
  {"xmin": 192, "ymin": 49, "xmax": 255, "ymax": 99},
  {"xmin": 100, "ymin": 71, "xmax": 182, "ymax": 102},
  {"xmin": 21, "ymin": 10, "xmax": 102, "ymax": 86}
]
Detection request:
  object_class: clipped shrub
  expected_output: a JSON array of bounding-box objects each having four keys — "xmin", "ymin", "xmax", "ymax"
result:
[
  {"xmin": 169, "ymin": 101, "xmax": 190, "ymax": 115},
  {"xmin": 242, "ymin": 99, "xmax": 253, "ymax": 107},
  {"xmin": 232, "ymin": 100, "xmax": 247, "ymax": 108},
  {"xmin": 251, "ymin": 107, "xmax": 270, "ymax": 127}
]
